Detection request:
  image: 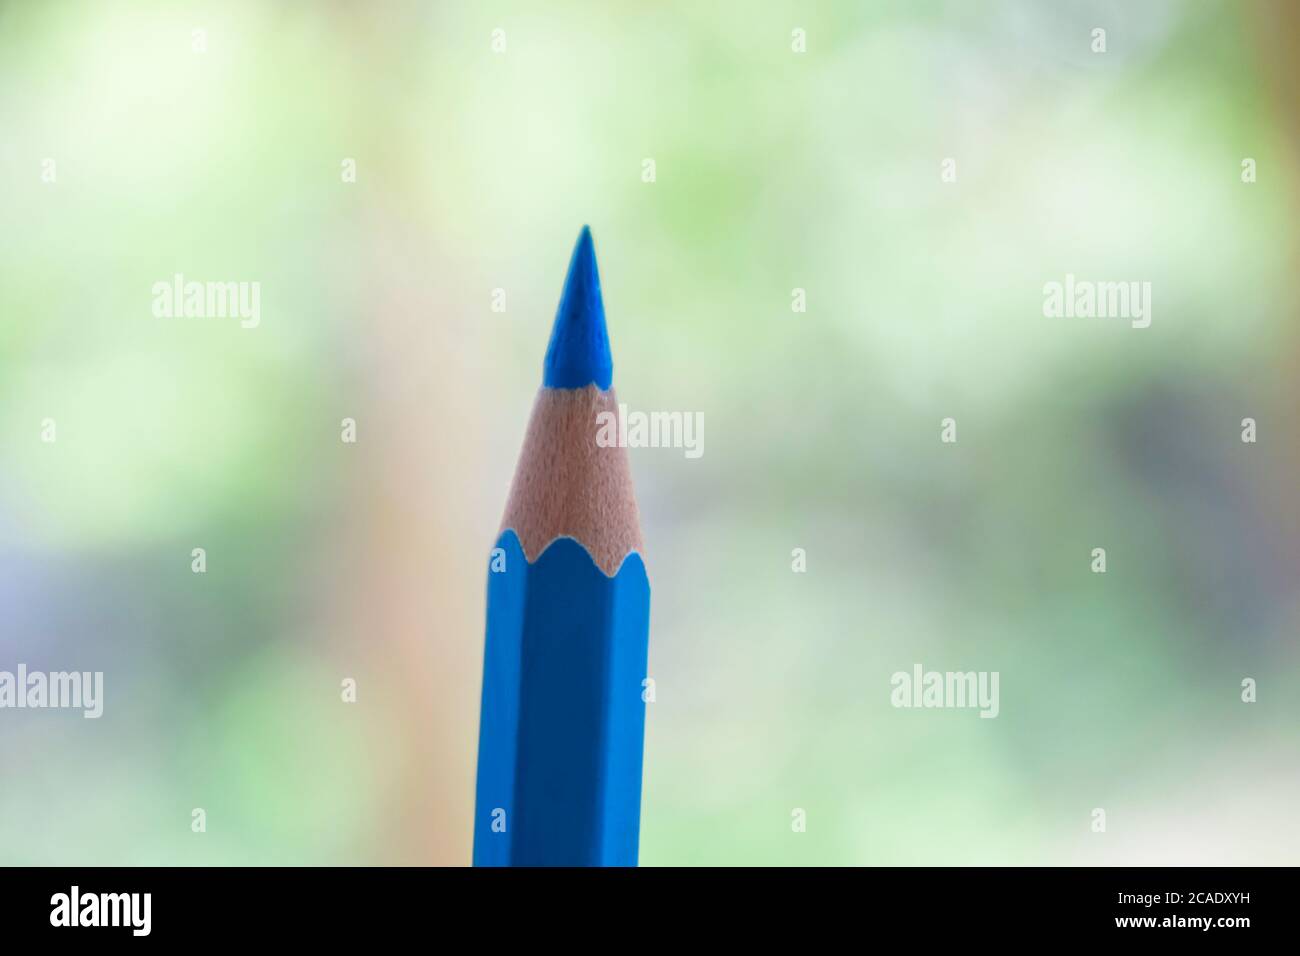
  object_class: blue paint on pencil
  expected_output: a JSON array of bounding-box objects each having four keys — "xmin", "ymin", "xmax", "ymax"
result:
[{"xmin": 474, "ymin": 532, "xmax": 650, "ymax": 866}]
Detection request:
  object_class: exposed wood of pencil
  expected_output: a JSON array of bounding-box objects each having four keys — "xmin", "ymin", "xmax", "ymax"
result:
[{"xmin": 500, "ymin": 384, "xmax": 643, "ymax": 576}]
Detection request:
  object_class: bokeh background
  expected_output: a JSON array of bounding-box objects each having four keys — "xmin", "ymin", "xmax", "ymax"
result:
[{"xmin": 1, "ymin": 0, "xmax": 1298, "ymax": 865}]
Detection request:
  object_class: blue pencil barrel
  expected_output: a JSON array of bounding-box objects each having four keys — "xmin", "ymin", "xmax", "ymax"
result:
[{"xmin": 473, "ymin": 531, "xmax": 651, "ymax": 866}]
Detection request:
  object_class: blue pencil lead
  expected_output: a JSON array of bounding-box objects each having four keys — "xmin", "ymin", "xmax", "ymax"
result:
[{"xmin": 543, "ymin": 225, "xmax": 613, "ymax": 390}]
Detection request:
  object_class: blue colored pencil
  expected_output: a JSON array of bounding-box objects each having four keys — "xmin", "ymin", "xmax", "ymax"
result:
[{"xmin": 473, "ymin": 227, "xmax": 651, "ymax": 866}]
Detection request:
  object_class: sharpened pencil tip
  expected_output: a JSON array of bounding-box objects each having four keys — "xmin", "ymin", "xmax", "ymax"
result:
[{"xmin": 543, "ymin": 225, "xmax": 613, "ymax": 390}]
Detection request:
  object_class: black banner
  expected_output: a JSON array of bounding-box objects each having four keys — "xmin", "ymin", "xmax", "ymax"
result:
[{"xmin": 0, "ymin": 866, "xmax": 1279, "ymax": 941}]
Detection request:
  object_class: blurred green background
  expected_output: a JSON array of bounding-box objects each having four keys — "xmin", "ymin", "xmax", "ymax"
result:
[{"xmin": 1, "ymin": 0, "xmax": 1297, "ymax": 865}]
